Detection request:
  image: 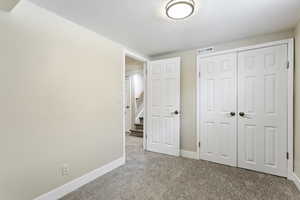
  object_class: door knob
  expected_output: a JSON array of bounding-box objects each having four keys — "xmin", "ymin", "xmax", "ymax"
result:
[
  {"xmin": 239, "ymin": 112, "xmax": 245, "ymax": 117},
  {"xmin": 173, "ymin": 110, "xmax": 179, "ymax": 115},
  {"xmin": 230, "ymin": 112, "xmax": 236, "ymax": 116},
  {"xmin": 126, "ymin": 106, "xmax": 130, "ymax": 109}
]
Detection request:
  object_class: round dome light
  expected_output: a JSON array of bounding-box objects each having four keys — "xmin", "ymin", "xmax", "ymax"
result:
[{"xmin": 166, "ymin": 0, "xmax": 195, "ymax": 20}]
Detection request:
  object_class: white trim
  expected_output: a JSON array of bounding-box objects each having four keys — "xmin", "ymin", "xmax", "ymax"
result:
[
  {"xmin": 123, "ymin": 49, "xmax": 149, "ymax": 152},
  {"xmin": 180, "ymin": 150, "xmax": 198, "ymax": 159},
  {"xmin": 197, "ymin": 39, "xmax": 293, "ymax": 58},
  {"xmin": 143, "ymin": 62, "xmax": 148, "ymax": 150},
  {"xmin": 122, "ymin": 51, "xmax": 126, "ymax": 159},
  {"xmin": 124, "ymin": 49, "xmax": 149, "ymax": 63},
  {"xmin": 196, "ymin": 38, "xmax": 294, "ymax": 178},
  {"xmin": 33, "ymin": 157, "xmax": 125, "ymax": 200},
  {"xmin": 287, "ymin": 38, "xmax": 294, "ymax": 180},
  {"xmin": 196, "ymin": 55, "xmax": 201, "ymax": 160},
  {"xmin": 290, "ymin": 172, "xmax": 300, "ymax": 191}
]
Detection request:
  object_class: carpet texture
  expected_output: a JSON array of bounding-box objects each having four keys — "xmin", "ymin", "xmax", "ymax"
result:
[{"xmin": 61, "ymin": 135, "xmax": 300, "ymax": 200}]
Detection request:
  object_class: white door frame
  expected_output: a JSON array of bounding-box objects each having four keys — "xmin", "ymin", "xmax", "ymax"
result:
[
  {"xmin": 122, "ymin": 49, "xmax": 149, "ymax": 159},
  {"xmin": 196, "ymin": 38, "xmax": 294, "ymax": 179}
]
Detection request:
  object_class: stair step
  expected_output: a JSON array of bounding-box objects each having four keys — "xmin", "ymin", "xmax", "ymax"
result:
[
  {"xmin": 134, "ymin": 123, "xmax": 143, "ymax": 130},
  {"xmin": 130, "ymin": 129, "xmax": 143, "ymax": 133},
  {"xmin": 129, "ymin": 129, "xmax": 143, "ymax": 137}
]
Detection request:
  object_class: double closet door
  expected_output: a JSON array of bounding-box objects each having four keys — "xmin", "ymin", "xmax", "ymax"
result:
[{"xmin": 198, "ymin": 44, "xmax": 288, "ymax": 177}]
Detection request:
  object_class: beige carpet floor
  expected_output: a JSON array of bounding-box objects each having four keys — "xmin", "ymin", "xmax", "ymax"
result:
[{"xmin": 61, "ymin": 135, "xmax": 300, "ymax": 200}]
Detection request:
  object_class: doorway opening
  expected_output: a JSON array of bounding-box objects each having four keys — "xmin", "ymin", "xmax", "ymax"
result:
[
  {"xmin": 123, "ymin": 52, "xmax": 181, "ymax": 159},
  {"xmin": 124, "ymin": 54, "xmax": 146, "ymax": 160}
]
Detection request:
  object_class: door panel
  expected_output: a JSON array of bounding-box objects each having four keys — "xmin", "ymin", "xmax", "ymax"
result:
[
  {"xmin": 147, "ymin": 57, "xmax": 180, "ymax": 156},
  {"xmin": 238, "ymin": 44, "xmax": 288, "ymax": 177},
  {"xmin": 245, "ymin": 125, "xmax": 256, "ymax": 164},
  {"xmin": 125, "ymin": 78, "xmax": 131, "ymax": 132},
  {"xmin": 199, "ymin": 53, "xmax": 237, "ymax": 167}
]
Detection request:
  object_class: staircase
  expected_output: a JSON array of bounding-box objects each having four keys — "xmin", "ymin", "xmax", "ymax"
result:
[{"xmin": 129, "ymin": 117, "xmax": 143, "ymax": 137}]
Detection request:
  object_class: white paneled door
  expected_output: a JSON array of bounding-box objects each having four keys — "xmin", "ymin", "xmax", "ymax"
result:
[
  {"xmin": 238, "ymin": 45, "xmax": 288, "ymax": 177},
  {"xmin": 198, "ymin": 44, "xmax": 288, "ymax": 177},
  {"xmin": 147, "ymin": 57, "xmax": 180, "ymax": 156},
  {"xmin": 198, "ymin": 53, "xmax": 237, "ymax": 167}
]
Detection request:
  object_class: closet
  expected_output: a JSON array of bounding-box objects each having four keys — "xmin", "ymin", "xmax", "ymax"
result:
[{"xmin": 197, "ymin": 41, "xmax": 291, "ymax": 177}]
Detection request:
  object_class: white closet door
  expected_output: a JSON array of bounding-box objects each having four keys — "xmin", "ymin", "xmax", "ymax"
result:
[
  {"xmin": 237, "ymin": 45, "xmax": 288, "ymax": 177},
  {"xmin": 199, "ymin": 53, "xmax": 237, "ymax": 167},
  {"xmin": 147, "ymin": 57, "xmax": 180, "ymax": 156}
]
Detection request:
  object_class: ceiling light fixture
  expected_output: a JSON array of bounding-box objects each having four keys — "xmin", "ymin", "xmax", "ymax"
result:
[{"xmin": 166, "ymin": 0, "xmax": 195, "ymax": 20}]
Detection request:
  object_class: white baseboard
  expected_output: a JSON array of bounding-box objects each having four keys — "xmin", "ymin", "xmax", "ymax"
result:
[
  {"xmin": 34, "ymin": 156, "xmax": 125, "ymax": 200},
  {"xmin": 290, "ymin": 172, "xmax": 300, "ymax": 192},
  {"xmin": 180, "ymin": 150, "xmax": 198, "ymax": 160}
]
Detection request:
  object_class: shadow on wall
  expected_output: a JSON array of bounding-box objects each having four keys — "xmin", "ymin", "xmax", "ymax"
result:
[{"xmin": 0, "ymin": 0, "xmax": 20, "ymax": 11}]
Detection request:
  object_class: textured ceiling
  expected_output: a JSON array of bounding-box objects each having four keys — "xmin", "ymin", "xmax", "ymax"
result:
[{"xmin": 29, "ymin": 0, "xmax": 300, "ymax": 56}]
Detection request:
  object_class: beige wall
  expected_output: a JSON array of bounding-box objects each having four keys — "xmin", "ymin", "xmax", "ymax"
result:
[
  {"xmin": 295, "ymin": 21, "xmax": 300, "ymax": 177},
  {"xmin": 0, "ymin": 0, "xmax": 19, "ymax": 11},
  {"xmin": 125, "ymin": 56, "xmax": 144, "ymax": 72},
  {"xmin": 0, "ymin": 1, "xmax": 124, "ymax": 200},
  {"xmin": 152, "ymin": 30, "xmax": 294, "ymax": 152}
]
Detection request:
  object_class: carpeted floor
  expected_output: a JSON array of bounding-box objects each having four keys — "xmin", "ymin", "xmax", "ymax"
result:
[{"xmin": 61, "ymin": 135, "xmax": 300, "ymax": 200}]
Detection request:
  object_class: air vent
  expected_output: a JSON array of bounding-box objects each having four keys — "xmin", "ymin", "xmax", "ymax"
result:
[{"xmin": 197, "ymin": 47, "xmax": 215, "ymax": 55}]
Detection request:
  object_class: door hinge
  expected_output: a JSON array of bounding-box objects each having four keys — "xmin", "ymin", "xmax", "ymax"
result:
[
  {"xmin": 286, "ymin": 152, "xmax": 289, "ymax": 160},
  {"xmin": 198, "ymin": 72, "xmax": 201, "ymax": 78},
  {"xmin": 286, "ymin": 61, "xmax": 290, "ymax": 69},
  {"xmin": 198, "ymin": 142, "xmax": 200, "ymax": 148}
]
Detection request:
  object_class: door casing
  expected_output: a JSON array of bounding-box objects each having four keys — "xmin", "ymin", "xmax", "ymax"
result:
[
  {"xmin": 196, "ymin": 39, "xmax": 294, "ymax": 179},
  {"xmin": 122, "ymin": 50, "xmax": 149, "ymax": 160}
]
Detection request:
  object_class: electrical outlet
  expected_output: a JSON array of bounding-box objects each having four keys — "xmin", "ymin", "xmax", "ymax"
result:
[{"xmin": 61, "ymin": 164, "xmax": 70, "ymax": 176}]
